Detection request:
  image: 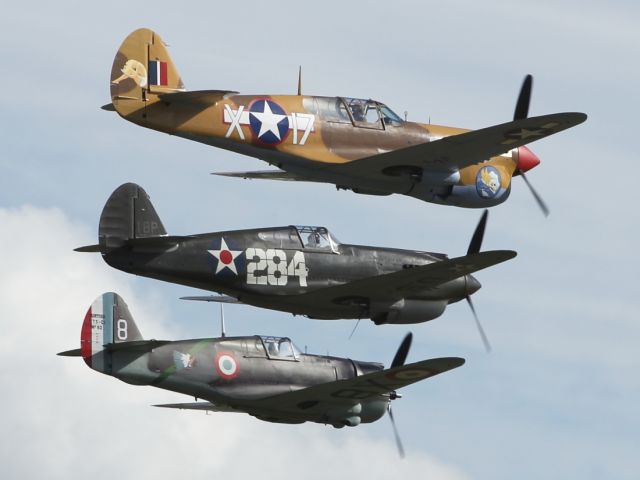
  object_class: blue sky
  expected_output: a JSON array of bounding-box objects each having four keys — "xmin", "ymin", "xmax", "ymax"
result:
[{"xmin": 0, "ymin": 1, "xmax": 637, "ymax": 479}]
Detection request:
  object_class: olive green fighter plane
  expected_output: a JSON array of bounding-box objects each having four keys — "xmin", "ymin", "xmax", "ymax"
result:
[
  {"xmin": 76, "ymin": 183, "xmax": 515, "ymax": 348},
  {"xmin": 58, "ymin": 292, "xmax": 464, "ymax": 454},
  {"xmin": 105, "ymin": 28, "xmax": 587, "ymax": 214}
]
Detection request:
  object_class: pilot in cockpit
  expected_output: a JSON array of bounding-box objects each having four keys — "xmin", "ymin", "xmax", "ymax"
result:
[
  {"xmin": 350, "ymin": 103, "xmax": 366, "ymax": 122},
  {"xmin": 307, "ymin": 231, "xmax": 321, "ymax": 247},
  {"xmin": 267, "ymin": 341, "xmax": 279, "ymax": 356}
]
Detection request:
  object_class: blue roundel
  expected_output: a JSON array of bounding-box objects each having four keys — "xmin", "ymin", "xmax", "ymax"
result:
[
  {"xmin": 248, "ymin": 99, "xmax": 290, "ymax": 145},
  {"xmin": 476, "ymin": 166, "xmax": 502, "ymax": 199}
]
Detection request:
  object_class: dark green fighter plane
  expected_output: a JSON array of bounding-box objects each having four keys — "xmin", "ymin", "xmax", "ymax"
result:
[
  {"xmin": 77, "ymin": 183, "xmax": 515, "ymax": 340},
  {"xmin": 59, "ymin": 292, "xmax": 464, "ymax": 454}
]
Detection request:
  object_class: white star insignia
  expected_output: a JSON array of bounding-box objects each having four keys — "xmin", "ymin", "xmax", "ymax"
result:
[
  {"xmin": 208, "ymin": 238, "xmax": 242, "ymax": 275},
  {"xmin": 510, "ymin": 128, "xmax": 545, "ymax": 140},
  {"xmin": 251, "ymin": 101, "xmax": 287, "ymax": 140},
  {"xmin": 452, "ymin": 264, "xmax": 472, "ymax": 274}
]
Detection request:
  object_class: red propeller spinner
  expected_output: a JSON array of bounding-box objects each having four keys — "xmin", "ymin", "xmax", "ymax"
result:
[{"xmin": 516, "ymin": 145, "xmax": 540, "ymax": 173}]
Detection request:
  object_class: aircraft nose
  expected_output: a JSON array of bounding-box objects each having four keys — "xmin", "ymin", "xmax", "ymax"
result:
[
  {"xmin": 517, "ymin": 146, "xmax": 541, "ymax": 172},
  {"xmin": 465, "ymin": 275, "xmax": 481, "ymax": 295}
]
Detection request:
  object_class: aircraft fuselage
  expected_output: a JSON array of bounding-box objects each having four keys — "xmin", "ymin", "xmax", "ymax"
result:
[
  {"xmin": 114, "ymin": 92, "xmax": 516, "ymax": 207},
  {"xmin": 103, "ymin": 226, "xmax": 475, "ymax": 321},
  {"xmin": 106, "ymin": 334, "xmax": 388, "ymax": 426}
]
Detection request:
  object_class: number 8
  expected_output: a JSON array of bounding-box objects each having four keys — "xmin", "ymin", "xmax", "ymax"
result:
[{"xmin": 116, "ymin": 319, "xmax": 128, "ymax": 340}]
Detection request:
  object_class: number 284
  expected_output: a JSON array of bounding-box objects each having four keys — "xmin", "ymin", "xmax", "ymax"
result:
[{"xmin": 246, "ymin": 248, "xmax": 308, "ymax": 287}]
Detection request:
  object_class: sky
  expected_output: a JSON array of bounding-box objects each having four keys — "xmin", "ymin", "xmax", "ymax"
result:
[{"xmin": 0, "ymin": 1, "xmax": 638, "ymax": 479}]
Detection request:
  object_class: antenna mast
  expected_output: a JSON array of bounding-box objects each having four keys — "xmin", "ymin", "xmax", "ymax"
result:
[
  {"xmin": 297, "ymin": 66, "xmax": 302, "ymax": 96},
  {"xmin": 220, "ymin": 303, "xmax": 226, "ymax": 338}
]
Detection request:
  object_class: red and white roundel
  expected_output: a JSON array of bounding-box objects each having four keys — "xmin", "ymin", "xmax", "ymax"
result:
[{"xmin": 215, "ymin": 351, "xmax": 240, "ymax": 380}]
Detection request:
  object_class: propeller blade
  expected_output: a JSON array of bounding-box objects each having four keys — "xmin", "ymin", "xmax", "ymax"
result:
[
  {"xmin": 465, "ymin": 295, "xmax": 492, "ymax": 353},
  {"xmin": 467, "ymin": 209, "xmax": 489, "ymax": 255},
  {"xmin": 387, "ymin": 403, "xmax": 405, "ymax": 459},
  {"xmin": 348, "ymin": 318, "xmax": 361, "ymax": 340},
  {"xmin": 514, "ymin": 74, "xmax": 533, "ymax": 121},
  {"xmin": 390, "ymin": 332, "xmax": 413, "ymax": 369},
  {"xmin": 512, "ymin": 76, "xmax": 550, "ymax": 216},
  {"xmin": 519, "ymin": 170, "xmax": 550, "ymax": 217}
]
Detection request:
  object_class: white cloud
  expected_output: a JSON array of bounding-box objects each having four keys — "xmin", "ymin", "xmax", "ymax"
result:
[{"xmin": 0, "ymin": 206, "xmax": 468, "ymax": 480}]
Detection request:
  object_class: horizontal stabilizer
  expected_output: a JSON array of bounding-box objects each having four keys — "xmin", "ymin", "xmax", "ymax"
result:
[
  {"xmin": 101, "ymin": 103, "xmax": 116, "ymax": 111},
  {"xmin": 74, "ymin": 244, "xmax": 101, "ymax": 253},
  {"xmin": 212, "ymin": 170, "xmax": 311, "ymax": 182},
  {"xmin": 126, "ymin": 235, "xmax": 192, "ymax": 245},
  {"xmin": 57, "ymin": 348, "xmax": 82, "ymax": 357},
  {"xmin": 125, "ymin": 235, "xmax": 192, "ymax": 251},
  {"xmin": 153, "ymin": 402, "xmax": 239, "ymax": 413},
  {"xmin": 180, "ymin": 295, "xmax": 240, "ymax": 304},
  {"xmin": 75, "ymin": 236, "xmax": 192, "ymax": 253},
  {"xmin": 104, "ymin": 339, "xmax": 170, "ymax": 353},
  {"xmin": 158, "ymin": 90, "xmax": 239, "ymax": 106}
]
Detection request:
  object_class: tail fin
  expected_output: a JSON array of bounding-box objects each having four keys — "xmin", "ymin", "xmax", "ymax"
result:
[
  {"xmin": 81, "ymin": 292, "xmax": 143, "ymax": 372},
  {"xmin": 99, "ymin": 183, "xmax": 166, "ymax": 251},
  {"xmin": 110, "ymin": 28, "xmax": 184, "ymax": 117}
]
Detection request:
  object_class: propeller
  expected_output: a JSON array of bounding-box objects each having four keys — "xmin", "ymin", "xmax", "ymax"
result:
[
  {"xmin": 391, "ymin": 332, "xmax": 413, "ymax": 368},
  {"xmin": 387, "ymin": 403, "xmax": 405, "ymax": 459},
  {"xmin": 466, "ymin": 295, "xmax": 491, "ymax": 352},
  {"xmin": 513, "ymin": 74, "xmax": 550, "ymax": 217},
  {"xmin": 520, "ymin": 169, "xmax": 550, "ymax": 217},
  {"xmin": 465, "ymin": 210, "xmax": 492, "ymax": 352},
  {"xmin": 387, "ymin": 332, "xmax": 412, "ymax": 458},
  {"xmin": 467, "ymin": 209, "xmax": 488, "ymax": 255},
  {"xmin": 513, "ymin": 74, "xmax": 533, "ymax": 121}
]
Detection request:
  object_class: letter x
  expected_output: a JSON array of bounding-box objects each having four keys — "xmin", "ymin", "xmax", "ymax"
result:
[{"xmin": 225, "ymin": 105, "xmax": 245, "ymax": 140}]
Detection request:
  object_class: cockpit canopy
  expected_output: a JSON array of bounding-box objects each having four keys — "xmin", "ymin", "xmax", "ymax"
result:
[
  {"xmin": 260, "ymin": 336, "xmax": 302, "ymax": 360},
  {"xmin": 342, "ymin": 97, "xmax": 404, "ymax": 126},
  {"xmin": 312, "ymin": 96, "xmax": 404, "ymax": 127},
  {"xmin": 256, "ymin": 226, "xmax": 341, "ymax": 252},
  {"xmin": 294, "ymin": 225, "xmax": 341, "ymax": 252}
]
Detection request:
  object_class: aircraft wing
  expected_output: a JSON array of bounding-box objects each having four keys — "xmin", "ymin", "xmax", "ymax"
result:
[
  {"xmin": 297, "ymin": 250, "xmax": 515, "ymax": 303},
  {"xmin": 335, "ymin": 112, "xmax": 587, "ymax": 177},
  {"xmin": 153, "ymin": 402, "xmax": 240, "ymax": 413},
  {"xmin": 259, "ymin": 357, "xmax": 464, "ymax": 408}
]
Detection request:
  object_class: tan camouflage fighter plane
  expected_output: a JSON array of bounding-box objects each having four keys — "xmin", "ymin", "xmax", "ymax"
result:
[{"xmin": 106, "ymin": 28, "xmax": 587, "ymax": 214}]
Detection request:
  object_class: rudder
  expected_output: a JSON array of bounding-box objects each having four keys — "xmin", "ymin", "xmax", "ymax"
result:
[
  {"xmin": 99, "ymin": 183, "xmax": 166, "ymax": 251},
  {"xmin": 81, "ymin": 292, "xmax": 143, "ymax": 373},
  {"xmin": 110, "ymin": 28, "xmax": 184, "ymax": 116}
]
